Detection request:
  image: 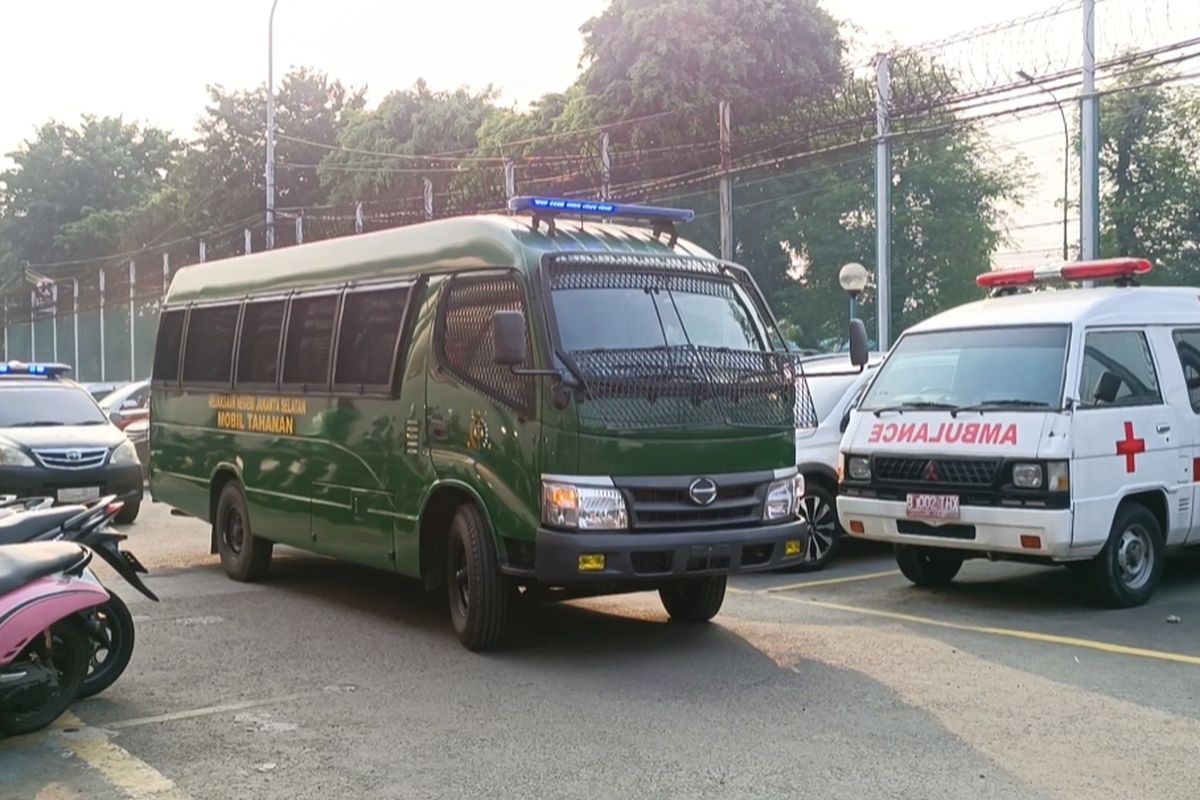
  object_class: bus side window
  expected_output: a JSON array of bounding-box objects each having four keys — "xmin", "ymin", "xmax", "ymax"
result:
[
  {"xmin": 237, "ymin": 300, "xmax": 286, "ymax": 387},
  {"xmin": 181, "ymin": 304, "xmax": 240, "ymax": 385},
  {"xmin": 334, "ymin": 286, "xmax": 410, "ymax": 392},
  {"xmin": 282, "ymin": 294, "xmax": 338, "ymax": 389},
  {"xmin": 153, "ymin": 309, "xmax": 186, "ymax": 384}
]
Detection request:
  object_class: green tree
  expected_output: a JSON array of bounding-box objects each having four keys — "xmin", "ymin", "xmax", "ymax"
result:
[
  {"xmin": 0, "ymin": 116, "xmax": 179, "ymax": 269},
  {"xmin": 1098, "ymin": 67, "xmax": 1200, "ymax": 283}
]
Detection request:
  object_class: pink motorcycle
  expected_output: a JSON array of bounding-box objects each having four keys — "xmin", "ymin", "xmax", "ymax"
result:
[{"xmin": 0, "ymin": 541, "xmax": 108, "ymax": 736}]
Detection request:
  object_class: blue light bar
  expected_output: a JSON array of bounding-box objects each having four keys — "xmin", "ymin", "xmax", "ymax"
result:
[
  {"xmin": 0, "ymin": 361, "xmax": 72, "ymax": 377},
  {"xmin": 508, "ymin": 196, "xmax": 695, "ymax": 224}
]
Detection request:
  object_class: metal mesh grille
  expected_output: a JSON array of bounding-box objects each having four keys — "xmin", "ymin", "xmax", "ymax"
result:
[
  {"xmin": 874, "ymin": 457, "xmax": 1001, "ymax": 486},
  {"xmin": 550, "ymin": 253, "xmax": 722, "ymax": 275},
  {"xmin": 438, "ymin": 274, "xmax": 533, "ymax": 414},
  {"xmin": 570, "ymin": 346, "xmax": 817, "ymax": 430},
  {"xmin": 550, "ymin": 268, "xmax": 733, "ymax": 297}
]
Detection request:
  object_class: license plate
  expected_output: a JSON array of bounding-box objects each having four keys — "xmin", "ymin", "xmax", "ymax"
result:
[
  {"xmin": 906, "ymin": 493, "xmax": 960, "ymax": 520},
  {"xmin": 58, "ymin": 486, "xmax": 100, "ymax": 503}
]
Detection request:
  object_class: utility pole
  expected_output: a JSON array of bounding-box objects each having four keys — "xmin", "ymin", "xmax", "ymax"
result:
[
  {"xmin": 265, "ymin": 0, "xmax": 280, "ymax": 250},
  {"xmin": 1080, "ymin": 0, "xmax": 1100, "ymax": 261},
  {"xmin": 718, "ymin": 100, "xmax": 733, "ymax": 262},
  {"xmin": 874, "ymin": 54, "xmax": 892, "ymax": 350}
]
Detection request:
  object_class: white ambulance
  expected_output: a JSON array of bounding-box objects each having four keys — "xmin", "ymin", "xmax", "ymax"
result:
[{"xmin": 837, "ymin": 258, "xmax": 1200, "ymax": 607}]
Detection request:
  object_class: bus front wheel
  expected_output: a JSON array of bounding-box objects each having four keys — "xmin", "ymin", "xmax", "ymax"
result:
[
  {"xmin": 215, "ymin": 482, "xmax": 273, "ymax": 582},
  {"xmin": 446, "ymin": 504, "xmax": 510, "ymax": 651}
]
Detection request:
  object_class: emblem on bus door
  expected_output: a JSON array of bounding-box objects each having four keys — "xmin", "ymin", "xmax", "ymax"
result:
[
  {"xmin": 688, "ymin": 477, "xmax": 718, "ymax": 506},
  {"xmin": 1115, "ymin": 421, "xmax": 1145, "ymax": 473}
]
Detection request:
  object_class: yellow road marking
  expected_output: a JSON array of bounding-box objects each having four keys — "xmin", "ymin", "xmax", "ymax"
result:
[
  {"xmin": 763, "ymin": 569, "xmax": 901, "ymax": 593},
  {"xmin": 55, "ymin": 713, "xmax": 192, "ymax": 800},
  {"xmin": 767, "ymin": 593, "xmax": 1200, "ymax": 667}
]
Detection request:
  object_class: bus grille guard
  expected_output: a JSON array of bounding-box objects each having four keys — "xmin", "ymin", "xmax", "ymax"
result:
[{"xmin": 568, "ymin": 346, "xmax": 818, "ymax": 431}]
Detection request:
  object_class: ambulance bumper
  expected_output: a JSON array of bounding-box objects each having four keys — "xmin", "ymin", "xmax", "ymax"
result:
[{"xmin": 836, "ymin": 496, "xmax": 1076, "ymax": 559}]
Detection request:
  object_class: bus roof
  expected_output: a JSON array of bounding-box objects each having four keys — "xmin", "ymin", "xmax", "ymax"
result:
[{"xmin": 165, "ymin": 214, "xmax": 715, "ymax": 305}]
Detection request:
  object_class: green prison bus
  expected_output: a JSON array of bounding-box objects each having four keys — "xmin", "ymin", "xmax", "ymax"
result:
[{"xmin": 149, "ymin": 196, "xmax": 862, "ymax": 650}]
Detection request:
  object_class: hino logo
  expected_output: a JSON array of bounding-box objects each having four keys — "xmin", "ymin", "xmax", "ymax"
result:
[
  {"xmin": 66, "ymin": 449, "xmax": 82, "ymax": 462},
  {"xmin": 688, "ymin": 477, "xmax": 718, "ymax": 506}
]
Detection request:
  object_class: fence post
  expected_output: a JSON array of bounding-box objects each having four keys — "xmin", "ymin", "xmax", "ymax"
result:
[
  {"xmin": 874, "ymin": 53, "xmax": 892, "ymax": 351},
  {"xmin": 600, "ymin": 132, "xmax": 611, "ymax": 202},
  {"xmin": 244, "ymin": 229, "xmax": 253, "ymax": 255},
  {"xmin": 295, "ymin": 214, "xmax": 304, "ymax": 245},
  {"xmin": 72, "ymin": 278, "xmax": 79, "ymax": 377},
  {"xmin": 29, "ymin": 289, "xmax": 36, "ymax": 362},
  {"xmin": 128, "ymin": 260, "xmax": 136, "ymax": 380},
  {"xmin": 718, "ymin": 100, "xmax": 733, "ymax": 262},
  {"xmin": 355, "ymin": 202, "xmax": 364, "ymax": 234},
  {"xmin": 504, "ymin": 159, "xmax": 516, "ymax": 208},
  {"xmin": 99, "ymin": 268, "xmax": 106, "ymax": 382},
  {"xmin": 423, "ymin": 178, "xmax": 434, "ymax": 221},
  {"xmin": 199, "ymin": 240, "xmax": 207, "ymax": 264},
  {"xmin": 51, "ymin": 284, "xmax": 58, "ymax": 362},
  {"xmin": 1, "ymin": 301, "xmax": 7, "ymax": 361},
  {"xmin": 162, "ymin": 252, "xmax": 170, "ymax": 295}
]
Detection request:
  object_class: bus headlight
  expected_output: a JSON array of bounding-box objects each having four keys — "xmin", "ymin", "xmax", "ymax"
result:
[
  {"xmin": 541, "ymin": 481, "xmax": 628, "ymax": 530},
  {"xmin": 1012, "ymin": 463, "xmax": 1043, "ymax": 489},
  {"xmin": 764, "ymin": 474, "xmax": 805, "ymax": 521}
]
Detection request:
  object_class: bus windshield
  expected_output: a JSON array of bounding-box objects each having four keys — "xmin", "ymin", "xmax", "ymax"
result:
[
  {"xmin": 860, "ymin": 325, "xmax": 1069, "ymax": 412},
  {"xmin": 551, "ymin": 279, "xmax": 770, "ymax": 353}
]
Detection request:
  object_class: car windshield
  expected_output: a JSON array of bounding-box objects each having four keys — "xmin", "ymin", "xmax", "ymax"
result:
[
  {"xmin": 802, "ymin": 371, "xmax": 862, "ymax": 423},
  {"xmin": 0, "ymin": 387, "xmax": 109, "ymax": 426},
  {"xmin": 860, "ymin": 325, "xmax": 1069, "ymax": 411},
  {"xmin": 551, "ymin": 278, "xmax": 770, "ymax": 352}
]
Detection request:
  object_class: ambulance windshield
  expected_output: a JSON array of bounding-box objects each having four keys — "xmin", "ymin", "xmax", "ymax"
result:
[{"xmin": 861, "ymin": 325, "xmax": 1069, "ymax": 412}]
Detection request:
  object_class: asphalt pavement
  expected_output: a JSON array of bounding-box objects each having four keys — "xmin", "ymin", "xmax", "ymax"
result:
[{"xmin": 4, "ymin": 501, "xmax": 1200, "ymax": 800}]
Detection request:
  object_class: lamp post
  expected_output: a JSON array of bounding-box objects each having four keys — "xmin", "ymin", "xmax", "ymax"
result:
[
  {"xmin": 265, "ymin": 0, "xmax": 280, "ymax": 250},
  {"xmin": 1018, "ymin": 69, "xmax": 1070, "ymax": 262},
  {"xmin": 839, "ymin": 262, "xmax": 869, "ymax": 327}
]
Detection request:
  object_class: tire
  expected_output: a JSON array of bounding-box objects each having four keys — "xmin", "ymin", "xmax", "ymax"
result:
[
  {"xmin": 115, "ymin": 501, "xmax": 140, "ymax": 525},
  {"xmin": 0, "ymin": 617, "xmax": 90, "ymax": 737},
  {"xmin": 78, "ymin": 590, "xmax": 135, "ymax": 699},
  {"xmin": 215, "ymin": 482, "xmax": 273, "ymax": 582},
  {"xmin": 446, "ymin": 504, "xmax": 510, "ymax": 651},
  {"xmin": 659, "ymin": 576, "xmax": 727, "ymax": 623},
  {"xmin": 1089, "ymin": 503, "xmax": 1164, "ymax": 608},
  {"xmin": 895, "ymin": 545, "xmax": 963, "ymax": 587},
  {"xmin": 794, "ymin": 483, "xmax": 842, "ymax": 572}
]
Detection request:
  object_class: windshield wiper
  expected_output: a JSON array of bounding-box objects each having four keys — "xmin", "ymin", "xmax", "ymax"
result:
[
  {"xmin": 951, "ymin": 399, "xmax": 1052, "ymax": 417},
  {"xmin": 6, "ymin": 420, "xmax": 65, "ymax": 427},
  {"xmin": 871, "ymin": 401, "xmax": 959, "ymax": 417}
]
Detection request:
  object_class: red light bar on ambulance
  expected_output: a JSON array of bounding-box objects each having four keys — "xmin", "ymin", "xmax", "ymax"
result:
[{"xmin": 976, "ymin": 258, "xmax": 1151, "ymax": 289}]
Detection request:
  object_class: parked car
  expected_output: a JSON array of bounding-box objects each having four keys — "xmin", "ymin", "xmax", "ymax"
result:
[
  {"xmin": 98, "ymin": 380, "xmax": 150, "ymax": 430},
  {"xmin": 123, "ymin": 416, "xmax": 149, "ymax": 481},
  {"xmin": 794, "ymin": 353, "xmax": 882, "ymax": 570},
  {"xmin": 81, "ymin": 382, "xmax": 122, "ymax": 401}
]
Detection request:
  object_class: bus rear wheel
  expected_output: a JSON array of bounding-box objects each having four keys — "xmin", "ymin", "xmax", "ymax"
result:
[
  {"xmin": 215, "ymin": 482, "xmax": 273, "ymax": 582},
  {"xmin": 446, "ymin": 504, "xmax": 510, "ymax": 651}
]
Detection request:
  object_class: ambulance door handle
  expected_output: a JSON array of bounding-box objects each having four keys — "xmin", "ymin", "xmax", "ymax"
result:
[{"xmin": 1156, "ymin": 423, "xmax": 1171, "ymax": 434}]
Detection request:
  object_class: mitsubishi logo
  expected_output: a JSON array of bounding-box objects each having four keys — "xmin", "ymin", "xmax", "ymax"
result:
[
  {"xmin": 688, "ymin": 477, "xmax": 718, "ymax": 506},
  {"xmin": 66, "ymin": 449, "xmax": 82, "ymax": 462},
  {"xmin": 922, "ymin": 461, "xmax": 939, "ymax": 481}
]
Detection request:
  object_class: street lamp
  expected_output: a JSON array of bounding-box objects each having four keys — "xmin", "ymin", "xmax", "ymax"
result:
[
  {"xmin": 839, "ymin": 262, "xmax": 869, "ymax": 324},
  {"xmin": 1017, "ymin": 69, "xmax": 1070, "ymax": 262},
  {"xmin": 265, "ymin": 0, "xmax": 280, "ymax": 250}
]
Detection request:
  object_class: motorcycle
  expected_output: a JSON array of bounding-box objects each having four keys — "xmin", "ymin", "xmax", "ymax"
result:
[
  {"xmin": 0, "ymin": 541, "xmax": 107, "ymax": 736},
  {"xmin": 0, "ymin": 495, "xmax": 158, "ymax": 698}
]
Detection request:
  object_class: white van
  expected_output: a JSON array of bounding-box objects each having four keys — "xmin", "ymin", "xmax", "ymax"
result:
[{"xmin": 837, "ymin": 258, "xmax": 1199, "ymax": 607}]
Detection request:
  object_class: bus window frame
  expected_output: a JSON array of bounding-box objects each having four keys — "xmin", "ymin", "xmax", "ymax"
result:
[
  {"xmin": 330, "ymin": 278, "xmax": 419, "ymax": 398},
  {"xmin": 152, "ymin": 305, "xmax": 189, "ymax": 389},
  {"xmin": 177, "ymin": 299, "xmax": 244, "ymax": 390},
  {"xmin": 232, "ymin": 292, "xmax": 291, "ymax": 394},
  {"xmin": 278, "ymin": 286, "xmax": 344, "ymax": 396}
]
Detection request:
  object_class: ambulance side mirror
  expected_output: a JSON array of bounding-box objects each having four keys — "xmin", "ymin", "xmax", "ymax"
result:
[
  {"xmin": 848, "ymin": 320, "xmax": 869, "ymax": 369},
  {"xmin": 1095, "ymin": 371, "xmax": 1122, "ymax": 405}
]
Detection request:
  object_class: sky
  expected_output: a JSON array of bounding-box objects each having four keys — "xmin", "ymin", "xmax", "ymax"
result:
[{"xmin": 1, "ymin": 0, "xmax": 1191, "ymax": 264}]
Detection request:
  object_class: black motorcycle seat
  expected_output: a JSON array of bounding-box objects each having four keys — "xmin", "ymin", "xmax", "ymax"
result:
[
  {"xmin": 0, "ymin": 541, "xmax": 92, "ymax": 598},
  {"xmin": 0, "ymin": 507, "xmax": 84, "ymax": 545}
]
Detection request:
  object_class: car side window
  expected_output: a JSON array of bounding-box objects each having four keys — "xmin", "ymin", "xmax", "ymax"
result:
[
  {"xmin": 1078, "ymin": 330, "xmax": 1162, "ymax": 407},
  {"xmin": 1171, "ymin": 329, "xmax": 1200, "ymax": 412}
]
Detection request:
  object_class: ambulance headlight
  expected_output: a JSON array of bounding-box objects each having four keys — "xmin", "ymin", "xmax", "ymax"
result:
[
  {"xmin": 1046, "ymin": 461, "xmax": 1070, "ymax": 492},
  {"xmin": 846, "ymin": 455, "xmax": 872, "ymax": 481},
  {"xmin": 1012, "ymin": 463, "xmax": 1043, "ymax": 489}
]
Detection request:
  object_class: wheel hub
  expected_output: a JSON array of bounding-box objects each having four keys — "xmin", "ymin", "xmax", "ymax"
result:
[{"xmin": 1116, "ymin": 525, "xmax": 1153, "ymax": 589}]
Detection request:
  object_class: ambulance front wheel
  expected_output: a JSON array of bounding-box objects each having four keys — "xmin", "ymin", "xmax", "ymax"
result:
[
  {"xmin": 1090, "ymin": 502, "xmax": 1164, "ymax": 608},
  {"xmin": 894, "ymin": 545, "xmax": 963, "ymax": 587}
]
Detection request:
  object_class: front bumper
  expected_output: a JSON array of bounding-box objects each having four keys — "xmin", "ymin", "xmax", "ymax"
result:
[
  {"xmin": 837, "ymin": 495, "xmax": 1078, "ymax": 559},
  {"xmin": 532, "ymin": 520, "xmax": 808, "ymax": 584},
  {"xmin": 0, "ymin": 463, "xmax": 144, "ymax": 506}
]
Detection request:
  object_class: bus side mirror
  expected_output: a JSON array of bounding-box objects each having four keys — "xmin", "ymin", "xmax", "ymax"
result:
[
  {"xmin": 849, "ymin": 319, "xmax": 869, "ymax": 368},
  {"xmin": 492, "ymin": 310, "xmax": 529, "ymax": 366}
]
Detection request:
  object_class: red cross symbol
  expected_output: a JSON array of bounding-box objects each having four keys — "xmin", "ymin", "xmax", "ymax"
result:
[{"xmin": 1115, "ymin": 421, "xmax": 1146, "ymax": 473}]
